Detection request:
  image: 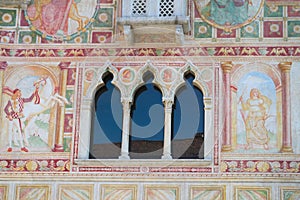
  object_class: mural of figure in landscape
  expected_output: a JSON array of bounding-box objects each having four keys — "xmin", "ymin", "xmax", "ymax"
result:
[
  {"xmin": 236, "ymin": 72, "xmax": 277, "ymax": 152},
  {"xmin": 27, "ymin": 0, "xmax": 95, "ymax": 36},
  {"xmin": 239, "ymin": 88, "xmax": 272, "ymax": 150},
  {"xmin": 1, "ymin": 72, "xmax": 68, "ymax": 152}
]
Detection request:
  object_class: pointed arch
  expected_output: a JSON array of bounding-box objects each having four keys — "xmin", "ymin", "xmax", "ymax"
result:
[
  {"xmin": 85, "ymin": 63, "xmax": 121, "ymax": 99},
  {"xmin": 175, "ymin": 63, "xmax": 210, "ymax": 97},
  {"xmin": 131, "ymin": 62, "xmax": 165, "ymax": 100}
]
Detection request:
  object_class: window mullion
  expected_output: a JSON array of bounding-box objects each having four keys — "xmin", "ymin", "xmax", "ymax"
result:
[
  {"xmin": 162, "ymin": 99, "xmax": 173, "ymax": 159},
  {"xmin": 147, "ymin": 0, "xmax": 158, "ymax": 17},
  {"xmin": 119, "ymin": 99, "xmax": 131, "ymax": 159}
]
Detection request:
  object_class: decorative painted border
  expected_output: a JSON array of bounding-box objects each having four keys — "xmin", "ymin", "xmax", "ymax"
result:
[
  {"xmin": 100, "ymin": 184, "xmax": 137, "ymax": 200},
  {"xmin": 58, "ymin": 184, "xmax": 94, "ymax": 200},
  {"xmin": 76, "ymin": 166, "xmax": 212, "ymax": 173},
  {"xmin": 234, "ymin": 186, "xmax": 271, "ymax": 200},
  {"xmin": 0, "ymin": 159, "xmax": 70, "ymax": 172},
  {"xmin": 190, "ymin": 185, "xmax": 226, "ymax": 200},
  {"xmin": 221, "ymin": 160, "xmax": 300, "ymax": 173},
  {"xmin": 15, "ymin": 184, "xmax": 51, "ymax": 200},
  {"xmin": 266, "ymin": 0, "xmax": 300, "ymax": 5},
  {"xmin": 144, "ymin": 185, "xmax": 180, "ymax": 200},
  {"xmin": 1, "ymin": 46, "xmax": 300, "ymax": 57}
]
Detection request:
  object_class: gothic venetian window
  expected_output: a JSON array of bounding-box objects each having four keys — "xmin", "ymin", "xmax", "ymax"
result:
[
  {"xmin": 89, "ymin": 71, "xmax": 206, "ymax": 160},
  {"xmin": 172, "ymin": 73, "xmax": 204, "ymax": 159},
  {"xmin": 129, "ymin": 73, "xmax": 164, "ymax": 159},
  {"xmin": 90, "ymin": 73, "xmax": 123, "ymax": 159}
]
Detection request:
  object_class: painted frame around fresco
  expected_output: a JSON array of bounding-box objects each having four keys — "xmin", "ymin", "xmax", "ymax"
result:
[
  {"xmin": 58, "ymin": 184, "xmax": 94, "ymax": 200},
  {"xmin": 144, "ymin": 185, "xmax": 180, "ymax": 200},
  {"xmin": 190, "ymin": 185, "xmax": 226, "ymax": 200},
  {"xmin": 234, "ymin": 186, "xmax": 271, "ymax": 200},
  {"xmin": 15, "ymin": 184, "xmax": 51, "ymax": 200},
  {"xmin": 100, "ymin": 184, "xmax": 137, "ymax": 200},
  {"xmin": 280, "ymin": 187, "xmax": 300, "ymax": 200}
]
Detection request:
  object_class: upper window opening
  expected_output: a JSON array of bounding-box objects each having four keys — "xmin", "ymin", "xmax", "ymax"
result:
[
  {"xmin": 129, "ymin": 72, "xmax": 164, "ymax": 159},
  {"xmin": 159, "ymin": 0, "xmax": 175, "ymax": 17},
  {"xmin": 90, "ymin": 73, "xmax": 123, "ymax": 159},
  {"xmin": 124, "ymin": 0, "xmax": 187, "ymax": 18},
  {"xmin": 132, "ymin": 0, "xmax": 147, "ymax": 16},
  {"xmin": 171, "ymin": 73, "xmax": 204, "ymax": 159},
  {"xmin": 131, "ymin": 0, "xmax": 175, "ymax": 17}
]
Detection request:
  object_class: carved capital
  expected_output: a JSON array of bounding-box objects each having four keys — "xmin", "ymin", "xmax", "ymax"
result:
[
  {"xmin": 121, "ymin": 98, "xmax": 132, "ymax": 110},
  {"xmin": 221, "ymin": 145, "xmax": 232, "ymax": 152},
  {"xmin": 163, "ymin": 99, "xmax": 173, "ymax": 110},
  {"xmin": 278, "ymin": 62, "xmax": 292, "ymax": 73},
  {"xmin": 203, "ymin": 97, "xmax": 212, "ymax": 110},
  {"xmin": 58, "ymin": 62, "xmax": 71, "ymax": 70},
  {"xmin": 221, "ymin": 61, "xmax": 233, "ymax": 73}
]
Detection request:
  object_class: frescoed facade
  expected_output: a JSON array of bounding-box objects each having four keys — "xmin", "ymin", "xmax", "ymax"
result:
[{"xmin": 0, "ymin": 0, "xmax": 300, "ymax": 199}]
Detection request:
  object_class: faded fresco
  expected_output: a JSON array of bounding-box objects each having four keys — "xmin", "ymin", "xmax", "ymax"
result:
[
  {"xmin": 1, "ymin": 66, "xmax": 64, "ymax": 153},
  {"xmin": 25, "ymin": 0, "xmax": 98, "ymax": 41},
  {"xmin": 194, "ymin": 0, "xmax": 264, "ymax": 31},
  {"xmin": 236, "ymin": 72, "xmax": 277, "ymax": 152}
]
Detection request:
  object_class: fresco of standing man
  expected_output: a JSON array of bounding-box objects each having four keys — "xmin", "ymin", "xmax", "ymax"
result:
[{"xmin": 3, "ymin": 85, "xmax": 40, "ymax": 152}]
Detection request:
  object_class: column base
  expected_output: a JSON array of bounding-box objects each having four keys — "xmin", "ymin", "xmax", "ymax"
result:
[
  {"xmin": 161, "ymin": 154, "xmax": 172, "ymax": 160},
  {"xmin": 52, "ymin": 144, "xmax": 64, "ymax": 152},
  {"xmin": 280, "ymin": 146, "xmax": 293, "ymax": 153},
  {"xmin": 221, "ymin": 145, "xmax": 232, "ymax": 152},
  {"xmin": 119, "ymin": 153, "xmax": 130, "ymax": 160}
]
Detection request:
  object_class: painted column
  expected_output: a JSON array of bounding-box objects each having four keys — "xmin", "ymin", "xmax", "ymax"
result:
[
  {"xmin": 119, "ymin": 98, "xmax": 131, "ymax": 159},
  {"xmin": 0, "ymin": 62, "xmax": 8, "ymax": 108},
  {"xmin": 279, "ymin": 62, "xmax": 293, "ymax": 153},
  {"xmin": 162, "ymin": 99, "xmax": 173, "ymax": 159},
  {"xmin": 203, "ymin": 97, "xmax": 213, "ymax": 159},
  {"xmin": 0, "ymin": 62, "xmax": 8, "ymax": 129},
  {"xmin": 53, "ymin": 62, "xmax": 70, "ymax": 152},
  {"xmin": 221, "ymin": 61, "xmax": 233, "ymax": 152}
]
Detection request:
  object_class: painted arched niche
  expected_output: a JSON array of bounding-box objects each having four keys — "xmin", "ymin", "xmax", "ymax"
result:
[{"xmin": 231, "ymin": 63, "xmax": 282, "ymax": 153}]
